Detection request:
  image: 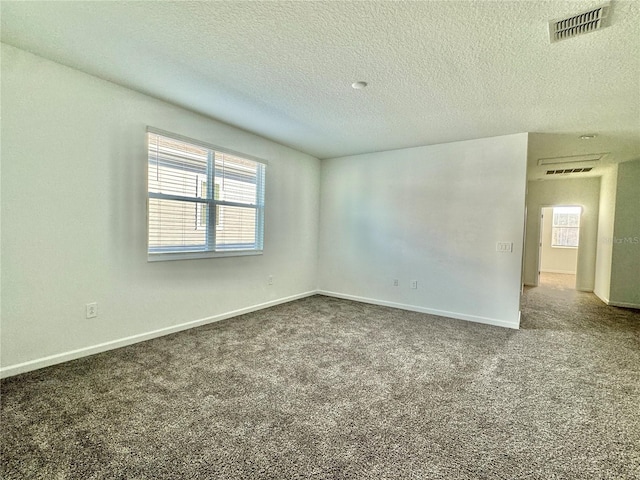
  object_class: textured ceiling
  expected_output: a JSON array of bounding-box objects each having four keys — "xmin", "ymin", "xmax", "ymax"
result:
[{"xmin": 2, "ymin": 0, "xmax": 639, "ymax": 167}]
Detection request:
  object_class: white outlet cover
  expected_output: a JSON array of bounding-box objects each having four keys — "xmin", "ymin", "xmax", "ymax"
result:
[
  {"xmin": 86, "ymin": 303, "xmax": 98, "ymax": 318},
  {"xmin": 496, "ymin": 242, "xmax": 513, "ymax": 253}
]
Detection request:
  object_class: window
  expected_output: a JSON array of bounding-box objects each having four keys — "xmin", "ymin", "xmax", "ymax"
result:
[
  {"xmin": 147, "ymin": 130, "xmax": 266, "ymax": 260},
  {"xmin": 551, "ymin": 206, "xmax": 581, "ymax": 248}
]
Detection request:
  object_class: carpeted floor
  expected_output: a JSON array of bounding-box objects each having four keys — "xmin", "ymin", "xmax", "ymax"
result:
[
  {"xmin": 538, "ymin": 272, "xmax": 576, "ymax": 290},
  {"xmin": 2, "ymin": 286, "xmax": 639, "ymax": 479}
]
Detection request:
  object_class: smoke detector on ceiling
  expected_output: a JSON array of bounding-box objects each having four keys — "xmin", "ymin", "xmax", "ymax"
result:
[{"xmin": 549, "ymin": 3, "xmax": 611, "ymax": 43}]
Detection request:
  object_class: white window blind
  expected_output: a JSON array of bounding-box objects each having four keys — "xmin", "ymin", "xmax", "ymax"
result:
[
  {"xmin": 147, "ymin": 130, "xmax": 265, "ymax": 260},
  {"xmin": 552, "ymin": 206, "xmax": 581, "ymax": 248}
]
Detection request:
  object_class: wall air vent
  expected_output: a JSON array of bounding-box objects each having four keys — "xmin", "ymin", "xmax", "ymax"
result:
[
  {"xmin": 546, "ymin": 167, "xmax": 593, "ymax": 175},
  {"xmin": 549, "ymin": 3, "xmax": 611, "ymax": 43}
]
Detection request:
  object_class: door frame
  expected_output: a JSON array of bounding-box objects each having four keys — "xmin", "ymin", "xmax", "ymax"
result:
[{"xmin": 535, "ymin": 204, "xmax": 583, "ymax": 287}]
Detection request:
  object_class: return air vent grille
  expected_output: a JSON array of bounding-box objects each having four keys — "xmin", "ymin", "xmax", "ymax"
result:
[
  {"xmin": 546, "ymin": 167, "xmax": 593, "ymax": 175},
  {"xmin": 549, "ymin": 4, "xmax": 610, "ymax": 43},
  {"xmin": 537, "ymin": 153, "xmax": 606, "ymax": 167}
]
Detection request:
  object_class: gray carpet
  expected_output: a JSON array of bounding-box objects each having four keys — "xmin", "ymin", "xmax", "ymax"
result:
[{"xmin": 2, "ymin": 286, "xmax": 639, "ymax": 479}]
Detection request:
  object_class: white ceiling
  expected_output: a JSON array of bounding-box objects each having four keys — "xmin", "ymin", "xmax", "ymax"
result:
[{"xmin": 2, "ymin": 1, "xmax": 639, "ymax": 172}]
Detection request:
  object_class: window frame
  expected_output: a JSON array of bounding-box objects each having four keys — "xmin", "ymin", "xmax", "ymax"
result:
[
  {"xmin": 551, "ymin": 206, "xmax": 581, "ymax": 249},
  {"xmin": 146, "ymin": 127, "xmax": 266, "ymax": 262}
]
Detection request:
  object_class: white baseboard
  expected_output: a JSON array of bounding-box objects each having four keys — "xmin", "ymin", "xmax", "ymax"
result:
[
  {"xmin": 593, "ymin": 291, "xmax": 610, "ymax": 305},
  {"xmin": 317, "ymin": 290, "xmax": 520, "ymax": 330},
  {"xmin": 0, "ymin": 289, "xmax": 528, "ymax": 378},
  {"xmin": 540, "ymin": 269, "xmax": 577, "ymax": 275},
  {"xmin": 0, "ymin": 291, "xmax": 317, "ymax": 379},
  {"xmin": 590, "ymin": 291, "xmax": 639, "ymax": 309},
  {"xmin": 607, "ymin": 300, "xmax": 640, "ymax": 309}
]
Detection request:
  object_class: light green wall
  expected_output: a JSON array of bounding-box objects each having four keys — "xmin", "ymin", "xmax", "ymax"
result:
[
  {"xmin": 318, "ymin": 134, "xmax": 529, "ymax": 328},
  {"xmin": 609, "ymin": 159, "xmax": 640, "ymax": 307},
  {"xmin": 1, "ymin": 44, "xmax": 321, "ymax": 375}
]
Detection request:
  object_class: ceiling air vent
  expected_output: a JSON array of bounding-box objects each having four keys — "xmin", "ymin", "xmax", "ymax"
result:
[
  {"xmin": 549, "ymin": 3, "xmax": 611, "ymax": 43},
  {"xmin": 546, "ymin": 167, "xmax": 593, "ymax": 175},
  {"xmin": 537, "ymin": 153, "xmax": 606, "ymax": 167}
]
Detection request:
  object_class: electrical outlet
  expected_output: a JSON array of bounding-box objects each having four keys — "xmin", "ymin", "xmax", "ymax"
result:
[
  {"xmin": 86, "ymin": 302, "xmax": 98, "ymax": 319},
  {"xmin": 411, "ymin": 281, "xmax": 418, "ymax": 289},
  {"xmin": 393, "ymin": 279, "xmax": 399, "ymax": 287},
  {"xmin": 268, "ymin": 275, "xmax": 273, "ymax": 285},
  {"xmin": 496, "ymin": 242, "xmax": 513, "ymax": 253}
]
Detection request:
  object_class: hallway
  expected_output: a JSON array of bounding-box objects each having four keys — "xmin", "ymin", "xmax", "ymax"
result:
[
  {"xmin": 521, "ymin": 273, "xmax": 639, "ymax": 332},
  {"xmin": 538, "ymin": 272, "xmax": 576, "ymax": 290}
]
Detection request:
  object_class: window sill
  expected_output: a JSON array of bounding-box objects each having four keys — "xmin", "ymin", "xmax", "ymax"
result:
[{"xmin": 148, "ymin": 250, "xmax": 263, "ymax": 262}]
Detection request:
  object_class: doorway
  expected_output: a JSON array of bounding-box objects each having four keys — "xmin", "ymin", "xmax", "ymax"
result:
[{"xmin": 537, "ymin": 205, "xmax": 582, "ymax": 289}]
